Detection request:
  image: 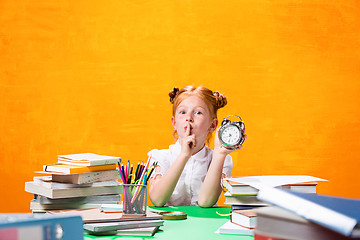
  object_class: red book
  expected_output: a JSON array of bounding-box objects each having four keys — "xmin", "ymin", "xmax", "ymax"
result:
[{"xmin": 230, "ymin": 209, "xmax": 257, "ymax": 229}]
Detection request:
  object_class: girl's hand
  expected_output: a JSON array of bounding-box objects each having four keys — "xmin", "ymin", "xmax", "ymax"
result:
[
  {"xmin": 214, "ymin": 127, "xmax": 246, "ymax": 156},
  {"xmin": 179, "ymin": 122, "xmax": 196, "ymax": 157}
]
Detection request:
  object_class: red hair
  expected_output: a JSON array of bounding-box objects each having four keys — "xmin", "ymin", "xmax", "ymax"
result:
[{"xmin": 168, "ymin": 85, "xmax": 227, "ymax": 142}]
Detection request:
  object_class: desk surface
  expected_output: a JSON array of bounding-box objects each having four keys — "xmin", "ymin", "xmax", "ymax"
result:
[{"xmin": 84, "ymin": 206, "xmax": 253, "ymax": 240}]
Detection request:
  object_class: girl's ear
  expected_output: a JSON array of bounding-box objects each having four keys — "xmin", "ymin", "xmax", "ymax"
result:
[
  {"xmin": 209, "ymin": 118, "xmax": 218, "ymax": 132},
  {"xmin": 171, "ymin": 116, "xmax": 176, "ymax": 130}
]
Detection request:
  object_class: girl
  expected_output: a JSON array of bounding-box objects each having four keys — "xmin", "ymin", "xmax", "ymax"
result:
[{"xmin": 148, "ymin": 85, "xmax": 245, "ymax": 207}]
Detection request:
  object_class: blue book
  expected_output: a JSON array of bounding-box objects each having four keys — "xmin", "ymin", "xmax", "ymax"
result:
[
  {"xmin": 257, "ymin": 186, "xmax": 360, "ymax": 238},
  {"xmin": 0, "ymin": 214, "xmax": 83, "ymax": 240}
]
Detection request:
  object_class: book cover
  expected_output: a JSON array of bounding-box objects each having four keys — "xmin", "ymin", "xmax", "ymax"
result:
[
  {"xmin": 83, "ymin": 219, "xmax": 164, "ymax": 232},
  {"xmin": 232, "ymin": 205, "xmax": 264, "ymax": 211},
  {"xmin": 224, "ymin": 191, "xmax": 268, "ymax": 206},
  {"xmin": 224, "ymin": 178, "xmax": 319, "ymax": 195},
  {"xmin": 257, "ymin": 186, "xmax": 360, "ymax": 238},
  {"xmin": 43, "ymin": 163, "xmax": 117, "ymax": 174},
  {"xmin": 48, "ymin": 208, "xmax": 163, "ymax": 223},
  {"xmin": 84, "ymin": 226, "xmax": 160, "ymax": 236},
  {"xmin": 225, "ymin": 175, "xmax": 326, "ymax": 188},
  {"xmin": 0, "ymin": 214, "xmax": 83, "ymax": 240},
  {"xmin": 254, "ymin": 231, "xmax": 287, "ymax": 240},
  {"xmin": 255, "ymin": 206, "xmax": 356, "ymax": 240},
  {"xmin": 58, "ymin": 153, "xmax": 121, "ymax": 166},
  {"xmin": 215, "ymin": 220, "xmax": 254, "ymax": 235},
  {"xmin": 25, "ymin": 181, "xmax": 123, "ymax": 199},
  {"xmin": 231, "ymin": 209, "xmax": 257, "ymax": 229}
]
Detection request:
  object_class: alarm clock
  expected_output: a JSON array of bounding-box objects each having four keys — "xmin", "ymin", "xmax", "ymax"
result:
[{"xmin": 218, "ymin": 115, "xmax": 245, "ymax": 149}]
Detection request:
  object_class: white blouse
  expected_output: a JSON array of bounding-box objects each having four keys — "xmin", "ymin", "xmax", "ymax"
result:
[{"xmin": 148, "ymin": 141, "xmax": 233, "ymax": 206}]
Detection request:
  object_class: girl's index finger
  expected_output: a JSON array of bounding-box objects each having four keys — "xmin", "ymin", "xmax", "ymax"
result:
[{"xmin": 186, "ymin": 122, "xmax": 191, "ymax": 136}]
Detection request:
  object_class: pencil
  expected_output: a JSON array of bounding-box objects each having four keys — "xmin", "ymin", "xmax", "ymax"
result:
[
  {"xmin": 128, "ymin": 163, "xmax": 133, "ymax": 184},
  {"xmin": 131, "ymin": 156, "xmax": 151, "ymax": 203},
  {"xmin": 127, "ymin": 160, "xmax": 130, "ymax": 179},
  {"xmin": 136, "ymin": 162, "xmax": 143, "ymax": 181},
  {"xmin": 134, "ymin": 160, "xmax": 140, "ymax": 181},
  {"xmin": 145, "ymin": 166, "xmax": 155, "ymax": 184}
]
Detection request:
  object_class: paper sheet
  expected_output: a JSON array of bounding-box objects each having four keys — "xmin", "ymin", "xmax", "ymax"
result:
[{"xmin": 224, "ymin": 175, "xmax": 327, "ymax": 189}]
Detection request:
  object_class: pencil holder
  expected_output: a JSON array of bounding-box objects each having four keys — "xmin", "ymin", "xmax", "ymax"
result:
[{"xmin": 122, "ymin": 184, "xmax": 147, "ymax": 217}]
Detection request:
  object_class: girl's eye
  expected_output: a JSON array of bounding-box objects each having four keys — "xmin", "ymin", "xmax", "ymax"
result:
[
  {"xmin": 179, "ymin": 111, "xmax": 186, "ymax": 114},
  {"xmin": 195, "ymin": 111, "xmax": 202, "ymax": 115}
]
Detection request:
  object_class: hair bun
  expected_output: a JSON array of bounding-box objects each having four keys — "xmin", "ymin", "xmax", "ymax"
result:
[
  {"xmin": 214, "ymin": 91, "xmax": 227, "ymax": 109},
  {"xmin": 169, "ymin": 87, "xmax": 180, "ymax": 103}
]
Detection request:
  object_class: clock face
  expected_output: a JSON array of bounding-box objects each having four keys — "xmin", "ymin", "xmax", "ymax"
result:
[{"xmin": 220, "ymin": 124, "xmax": 241, "ymax": 146}]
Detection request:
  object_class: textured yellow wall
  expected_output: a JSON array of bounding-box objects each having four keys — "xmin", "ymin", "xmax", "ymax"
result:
[{"xmin": 1, "ymin": 0, "xmax": 359, "ymax": 212}]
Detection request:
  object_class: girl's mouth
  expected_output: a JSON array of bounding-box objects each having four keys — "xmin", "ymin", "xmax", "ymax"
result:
[{"xmin": 184, "ymin": 125, "xmax": 193, "ymax": 132}]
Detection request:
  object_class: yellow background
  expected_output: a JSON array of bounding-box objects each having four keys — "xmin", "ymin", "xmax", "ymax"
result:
[{"xmin": 1, "ymin": 0, "xmax": 359, "ymax": 212}]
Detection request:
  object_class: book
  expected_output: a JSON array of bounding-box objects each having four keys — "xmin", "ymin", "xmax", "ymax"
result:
[
  {"xmin": 215, "ymin": 220, "xmax": 254, "ymax": 235},
  {"xmin": 224, "ymin": 179, "xmax": 319, "ymax": 195},
  {"xmin": 257, "ymin": 186, "xmax": 360, "ymax": 238},
  {"xmin": 33, "ymin": 176, "xmax": 119, "ymax": 189},
  {"xmin": 84, "ymin": 226, "xmax": 160, "ymax": 236},
  {"xmin": 224, "ymin": 191, "xmax": 268, "ymax": 206},
  {"xmin": 48, "ymin": 208, "xmax": 163, "ymax": 223},
  {"xmin": 43, "ymin": 163, "xmax": 117, "ymax": 174},
  {"xmin": 231, "ymin": 205, "xmax": 264, "ymax": 211},
  {"xmin": 35, "ymin": 194, "xmax": 120, "ymax": 204},
  {"xmin": 100, "ymin": 204, "xmax": 123, "ymax": 212},
  {"xmin": 58, "ymin": 153, "xmax": 121, "ymax": 166},
  {"xmin": 83, "ymin": 219, "xmax": 164, "ymax": 232},
  {"xmin": 254, "ymin": 231, "xmax": 287, "ymax": 240},
  {"xmin": 51, "ymin": 170, "xmax": 120, "ymax": 184},
  {"xmin": 231, "ymin": 209, "xmax": 257, "ymax": 229},
  {"xmin": 0, "ymin": 213, "xmax": 83, "ymax": 240},
  {"xmin": 25, "ymin": 181, "xmax": 123, "ymax": 199},
  {"xmin": 255, "ymin": 206, "xmax": 356, "ymax": 240},
  {"xmin": 30, "ymin": 199, "xmax": 104, "ymax": 211}
]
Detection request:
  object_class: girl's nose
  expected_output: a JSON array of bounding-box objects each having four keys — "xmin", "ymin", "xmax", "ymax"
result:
[{"xmin": 186, "ymin": 114, "xmax": 194, "ymax": 122}]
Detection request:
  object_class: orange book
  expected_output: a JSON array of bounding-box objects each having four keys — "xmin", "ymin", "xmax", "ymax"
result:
[{"xmin": 43, "ymin": 163, "xmax": 117, "ymax": 174}]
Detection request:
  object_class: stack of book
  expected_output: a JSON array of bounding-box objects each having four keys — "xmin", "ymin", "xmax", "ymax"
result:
[
  {"xmin": 48, "ymin": 208, "xmax": 164, "ymax": 237},
  {"xmin": 25, "ymin": 153, "xmax": 122, "ymax": 212},
  {"xmin": 255, "ymin": 186, "xmax": 360, "ymax": 240},
  {"xmin": 217, "ymin": 175, "xmax": 327, "ymax": 236}
]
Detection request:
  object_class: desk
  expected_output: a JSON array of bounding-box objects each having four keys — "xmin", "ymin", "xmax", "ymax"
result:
[{"xmin": 84, "ymin": 206, "xmax": 253, "ymax": 240}]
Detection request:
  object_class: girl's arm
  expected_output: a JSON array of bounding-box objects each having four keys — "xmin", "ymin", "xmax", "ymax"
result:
[
  {"xmin": 197, "ymin": 128, "xmax": 245, "ymax": 208},
  {"xmin": 148, "ymin": 153, "xmax": 189, "ymax": 207},
  {"xmin": 149, "ymin": 122, "xmax": 196, "ymax": 207},
  {"xmin": 197, "ymin": 151, "xmax": 227, "ymax": 207}
]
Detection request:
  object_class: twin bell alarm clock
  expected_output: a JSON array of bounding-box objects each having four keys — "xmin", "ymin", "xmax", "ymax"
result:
[{"xmin": 218, "ymin": 115, "xmax": 246, "ymax": 149}]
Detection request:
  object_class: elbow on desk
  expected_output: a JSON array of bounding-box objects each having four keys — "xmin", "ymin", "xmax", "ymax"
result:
[
  {"xmin": 149, "ymin": 195, "xmax": 167, "ymax": 207},
  {"xmin": 197, "ymin": 198, "xmax": 216, "ymax": 208},
  {"xmin": 151, "ymin": 201, "xmax": 166, "ymax": 207}
]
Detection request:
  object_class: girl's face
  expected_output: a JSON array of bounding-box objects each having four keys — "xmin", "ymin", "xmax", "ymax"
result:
[{"xmin": 171, "ymin": 95, "xmax": 218, "ymax": 145}]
